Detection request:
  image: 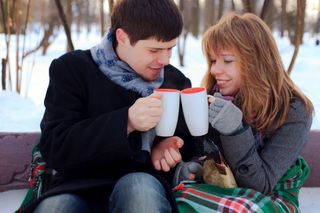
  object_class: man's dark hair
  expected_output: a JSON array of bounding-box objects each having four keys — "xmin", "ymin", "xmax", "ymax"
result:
[{"xmin": 110, "ymin": 0, "xmax": 183, "ymax": 45}]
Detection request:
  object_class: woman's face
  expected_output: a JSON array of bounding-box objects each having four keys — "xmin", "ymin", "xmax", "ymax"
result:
[{"xmin": 209, "ymin": 49, "xmax": 242, "ymax": 96}]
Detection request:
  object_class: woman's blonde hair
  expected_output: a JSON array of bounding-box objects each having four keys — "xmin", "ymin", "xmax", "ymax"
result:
[{"xmin": 201, "ymin": 12, "xmax": 313, "ymax": 133}]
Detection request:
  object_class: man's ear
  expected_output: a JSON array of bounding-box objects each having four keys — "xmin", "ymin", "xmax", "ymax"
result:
[{"xmin": 115, "ymin": 28, "xmax": 129, "ymax": 46}]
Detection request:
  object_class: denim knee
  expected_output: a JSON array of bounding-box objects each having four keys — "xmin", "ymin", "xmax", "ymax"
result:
[
  {"xmin": 109, "ymin": 172, "xmax": 171, "ymax": 213},
  {"xmin": 33, "ymin": 193, "xmax": 91, "ymax": 213}
]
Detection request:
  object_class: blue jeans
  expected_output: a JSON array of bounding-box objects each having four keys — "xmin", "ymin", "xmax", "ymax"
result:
[{"xmin": 33, "ymin": 172, "xmax": 172, "ymax": 213}]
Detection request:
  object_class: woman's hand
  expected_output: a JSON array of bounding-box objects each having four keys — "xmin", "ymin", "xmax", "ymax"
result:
[
  {"xmin": 151, "ymin": 136, "xmax": 184, "ymax": 172},
  {"xmin": 172, "ymin": 161, "xmax": 203, "ymax": 186},
  {"xmin": 209, "ymin": 93, "xmax": 243, "ymax": 135}
]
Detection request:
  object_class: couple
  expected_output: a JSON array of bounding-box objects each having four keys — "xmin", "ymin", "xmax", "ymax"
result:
[{"xmin": 22, "ymin": 0, "xmax": 313, "ymax": 212}]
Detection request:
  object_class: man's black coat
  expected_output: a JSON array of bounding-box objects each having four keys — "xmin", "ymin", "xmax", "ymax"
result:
[{"xmin": 25, "ymin": 50, "xmax": 197, "ymax": 212}]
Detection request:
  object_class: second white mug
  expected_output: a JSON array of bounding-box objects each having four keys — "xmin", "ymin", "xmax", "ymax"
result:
[{"xmin": 181, "ymin": 87, "xmax": 210, "ymax": 136}]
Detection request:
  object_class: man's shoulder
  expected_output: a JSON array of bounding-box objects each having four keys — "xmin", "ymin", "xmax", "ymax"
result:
[
  {"xmin": 55, "ymin": 49, "xmax": 92, "ymax": 63},
  {"xmin": 49, "ymin": 49, "xmax": 97, "ymax": 79}
]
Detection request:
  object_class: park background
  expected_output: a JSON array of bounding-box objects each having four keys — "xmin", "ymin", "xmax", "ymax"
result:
[
  {"xmin": 0, "ymin": 0, "xmax": 320, "ymax": 212},
  {"xmin": 1, "ymin": 0, "xmax": 319, "ymax": 131}
]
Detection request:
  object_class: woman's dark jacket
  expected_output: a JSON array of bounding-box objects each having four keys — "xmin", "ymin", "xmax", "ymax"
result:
[{"xmin": 26, "ymin": 50, "xmax": 196, "ymax": 212}]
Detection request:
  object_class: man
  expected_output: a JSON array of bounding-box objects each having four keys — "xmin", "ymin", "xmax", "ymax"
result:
[{"xmin": 28, "ymin": 0, "xmax": 197, "ymax": 212}]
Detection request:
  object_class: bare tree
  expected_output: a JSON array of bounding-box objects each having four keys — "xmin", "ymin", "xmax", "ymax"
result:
[
  {"xmin": 14, "ymin": 0, "xmax": 22, "ymax": 92},
  {"xmin": 1, "ymin": 58, "xmax": 6, "ymax": 90},
  {"xmin": 314, "ymin": 0, "xmax": 320, "ymax": 35},
  {"xmin": 231, "ymin": 0, "xmax": 236, "ymax": 11},
  {"xmin": 54, "ymin": 0, "xmax": 74, "ymax": 51},
  {"xmin": 100, "ymin": 0, "xmax": 104, "ymax": 37},
  {"xmin": 260, "ymin": 0, "xmax": 271, "ymax": 20},
  {"xmin": 0, "ymin": 0, "xmax": 7, "ymax": 90},
  {"xmin": 287, "ymin": 0, "xmax": 306, "ymax": 75},
  {"xmin": 280, "ymin": 0, "xmax": 287, "ymax": 37},
  {"xmin": 66, "ymin": 0, "xmax": 72, "ymax": 27},
  {"xmin": 108, "ymin": 0, "xmax": 114, "ymax": 15},
  {"xmin": 260, "ymin": 0, "xmax": 275, "ymax": 30},
  {"xmin": 217, "ymin": 0, "xmax": 224, "ymax": 20},
  {"xmin": 3, "ymin": 0, "xmax": 14, "ymax": 90},
  {"xmin": 204, "ymin": 0, "xmax": 215, "ymax": 30},
  {"xmin": 242, "ymin": 0, "xmax": 255, "ymax": 13},
  {"xmin": 177, "ymin": 0, "xmax": 200, "ymax": 67}
]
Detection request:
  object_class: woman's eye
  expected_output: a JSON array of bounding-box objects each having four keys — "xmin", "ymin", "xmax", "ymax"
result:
[
  {"xmin": 224, "ymin": 60, "xmax": 233, "ymax": 64},
  {"xmin": 211, "ymin": 59, "xmax": 217, "ymax": 64}
]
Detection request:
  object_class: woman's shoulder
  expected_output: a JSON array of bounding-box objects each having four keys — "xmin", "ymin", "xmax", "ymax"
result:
[
  {"xmin": 287, "ymin": 97, "xmax": 312, "ymax": 125},
  {"xmin": 289, "ymin": 98, "xmax": 308, "ymax": 113}
]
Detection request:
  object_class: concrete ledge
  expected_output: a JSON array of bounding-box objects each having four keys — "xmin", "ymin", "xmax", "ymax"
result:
[
  {"xmin": 0, "ymin": 132, "xmax": 40, "ymax": 192},
  {"xmin": 0, "ymin": 131, "xmax": 319, "ymax": 212},
  {"xmin": 301, "ymin": 131, "xmax": 320, "ymax": 187}
]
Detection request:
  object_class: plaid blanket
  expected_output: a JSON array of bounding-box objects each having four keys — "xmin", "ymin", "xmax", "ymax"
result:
[{"xmin": 174, "ymin": 156, "xmax": 309, "ymax": 213}]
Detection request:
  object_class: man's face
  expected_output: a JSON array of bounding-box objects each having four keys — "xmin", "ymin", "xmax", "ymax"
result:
[{"xmin": 116, "ymin": 30, "xmax": 176, "ymax": 81}]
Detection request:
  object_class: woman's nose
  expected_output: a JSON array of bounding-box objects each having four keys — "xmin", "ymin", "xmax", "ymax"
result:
[{"xmin": 210, "ymin": 63, "xmax": 223, "ymax": 76}]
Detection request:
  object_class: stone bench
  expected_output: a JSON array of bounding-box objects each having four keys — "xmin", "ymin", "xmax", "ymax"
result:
[{"xmin": 0, "ymin": 131, "xmax": 319, "ymax": 212}]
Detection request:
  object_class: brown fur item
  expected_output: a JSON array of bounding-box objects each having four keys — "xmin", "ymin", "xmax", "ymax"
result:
[{"xmin": 203, "ymin": 158, "xmax": 237, "ymax": 188}]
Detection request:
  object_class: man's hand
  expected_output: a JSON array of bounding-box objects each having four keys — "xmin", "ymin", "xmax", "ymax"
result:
[
  {"xmin": 128, "ymin": 93, "xmax": 162, "ymax": 133},
  {"xmin": 151, "ymin": 136, "xmax": 184, "ymax": 172}
]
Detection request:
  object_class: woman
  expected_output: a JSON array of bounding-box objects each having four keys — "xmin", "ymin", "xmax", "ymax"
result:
[{"xmin": 153, "ymin": 13, "xmax": 314, "ymax": 212}]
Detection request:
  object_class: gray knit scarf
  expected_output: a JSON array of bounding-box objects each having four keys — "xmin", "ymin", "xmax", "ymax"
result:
[{"xmin": 90, "ymin": 32, "xmax": 164, "ymax": 152}]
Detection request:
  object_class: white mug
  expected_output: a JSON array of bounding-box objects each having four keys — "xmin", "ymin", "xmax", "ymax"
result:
[
  {"xmin": 154, "ymin": 89, "xmax": 180, "ymax": 137},
  {"xmin": 181, "ymin": 87, "xmax": 211, "ymax": 136}
]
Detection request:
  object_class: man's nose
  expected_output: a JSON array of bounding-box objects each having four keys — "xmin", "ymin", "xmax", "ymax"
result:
[{"xmin": 158, "ymin": 50, "xmax": 171, "ymax": 65}]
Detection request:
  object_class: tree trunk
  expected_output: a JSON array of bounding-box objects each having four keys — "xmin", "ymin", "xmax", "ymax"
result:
[
  {"xmin": 218, "ymin": 0, "xmax": 224, "ymax": 20},
  {"xmin": 260, "ymin": 0, "xmax": 270, "ymax": 20},
  {"xmin": 20, "ymin": 0, "xmax": 32, "ymax": 78},
  {"xmin": 191, "ymin": 0, "xmax": 200, "ymax": 37},
  {"xmin": 242, "ymin": 0, "xmax": 254, "ymax": 13},
  {"xmin": 15, "ymin": 0, "xmax": 22, "ymax": 93},
  {"xmin": 177, "ymin": 31, "xmax": 188, "ymax": 67},
  {"xmin": 287, "ymin": 0, "xmax": 305, "ymax": 75},
  {"xmin": 100, "ymin": 0, "xmax": 104, "ymax": 37},
  {"xmin": 231, "ymin": 0, "xmax": 236, "ymax": 11},
  {"xmin": 0, "ymin": 0, "xmax": 7, "ymax": 34},
  {"xmin": 5, "ymin": 0, "xmax": 13, "ymax": 90},
  {"xmin": 108, "ymin": 0, "xmax": 114, "ymax": 15},
  {"xmin": 85, "ymin": 0, "xmax": 91, "ymax": 33},
  {"xmin": 66, "ymin": 0, "xmax": 72, "ymax": 27},
  {"xmin": 1, "ymin": 58, "xmax": 6, "ymax": 90},
  {"xmin": 280, "ymin": 0, "xmax": 287, "ymax": 37},
  {"xmin": 0, "ymin": 0, "xmax": 7, "ymax": 90},
  {"xmin": 204, "ymin": 0, "xmax": 215, "ymax": 30},
  {"xmin": 314, "ymin": 1, "xmax": 320, "ymax": 35},
  {"xmin": 54, "ymin": 0, "xmax": 74, "ymax": 51}
]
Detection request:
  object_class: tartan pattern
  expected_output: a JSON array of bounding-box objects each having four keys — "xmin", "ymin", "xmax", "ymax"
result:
[
  {"xmin": 174, "ymin": 156, "xmax": 309, "ymax": 213},
  {"xmin": 16, "ymin": 144, "xmax": 49, "ymax": 213}
]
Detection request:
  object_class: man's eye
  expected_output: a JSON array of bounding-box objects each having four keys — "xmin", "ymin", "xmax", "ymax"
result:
[{"xmin": 150, "ymin": 50, "xmax": 158, "ymax": 53}]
